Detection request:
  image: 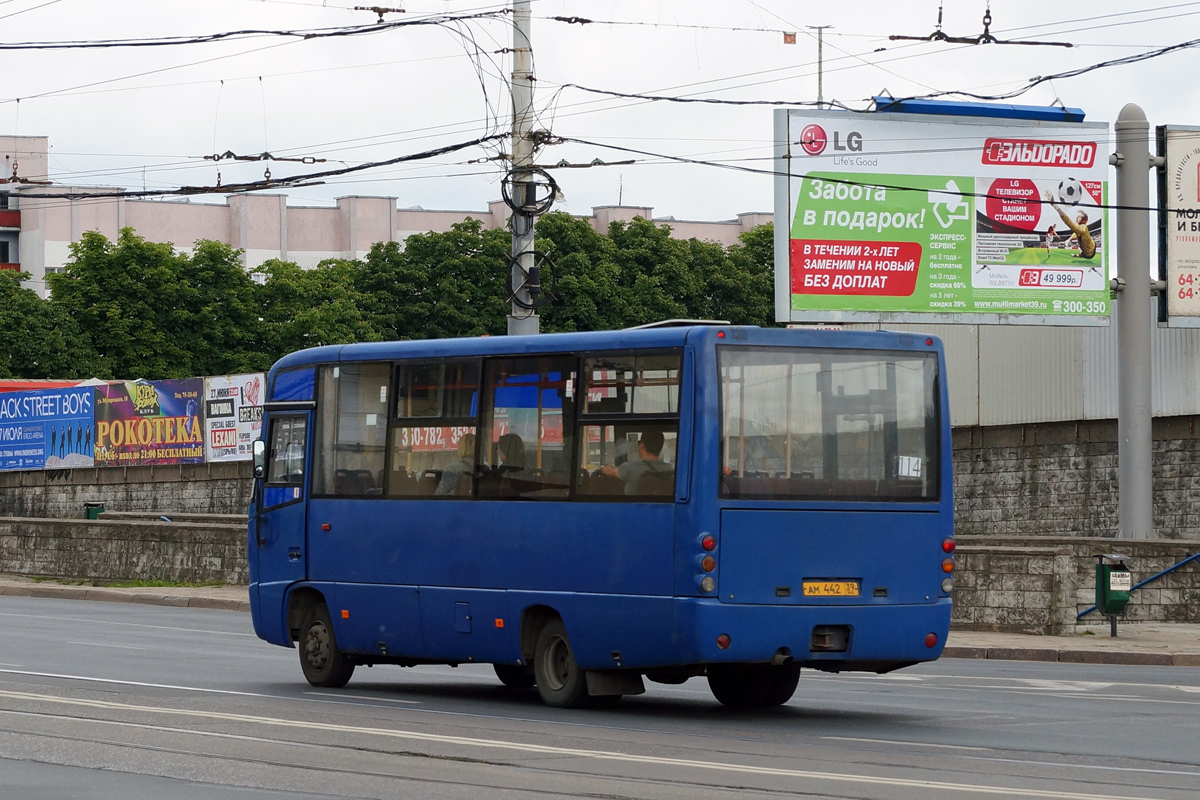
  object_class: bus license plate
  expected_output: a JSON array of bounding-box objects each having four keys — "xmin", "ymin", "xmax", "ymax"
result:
[{"xmin": 802, "ymin": 581, "xmax": 860, "ymax": 597}]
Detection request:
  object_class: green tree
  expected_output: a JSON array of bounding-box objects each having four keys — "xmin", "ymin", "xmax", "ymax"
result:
[
  {"xmin": 0, "ymin": 270, "xmax": 100, "ymax": 378},
  {"xmin": 357, "ymin": 218, "xmax": 510, "ymax": 340},
  {"xmin": 253, "ymin": 257, "xmax": 383, "ymax": 362},
  {"xmin": 705, "ymin": 223, "xmax": 775, "ymax": 326},
  {"xmin": 180, "ymin": 240, "xmax": 270, "ymax": 375},
  {"xmin": 48, "ymin": 229, "xmax": 192, "ymax": 379}
]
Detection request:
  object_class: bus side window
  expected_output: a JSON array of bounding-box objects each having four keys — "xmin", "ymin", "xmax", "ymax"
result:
[
  {"xmin": 267, "ymin": 415, "xmax": 308, "ymax": 486},
  {"xmin": 389, "ymin": 361, "xmax": 481, "ymax": 498},
  {"xmin": 577, "ymin": 351, "xmax": 681, "ymax": 501},
  {"xmin": 478, "ymin": 356, "xmax": 576, "ymax": 500},
  {"xmin": 313, "ymin": 363, "xmax": 390, "ymax": 497}
]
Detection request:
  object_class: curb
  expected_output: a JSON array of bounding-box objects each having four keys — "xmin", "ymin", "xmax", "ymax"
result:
[
  {"xmin": 0, "ymin": 583, "xmax": 250, "ymax": 613},
  {"xmin": 943, "ymin": 644, "xmax": 1200, "ymax": 667}
]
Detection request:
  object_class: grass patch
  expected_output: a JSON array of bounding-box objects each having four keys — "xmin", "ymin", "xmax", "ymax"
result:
[{"xmin": 103, "ymin": 579, "xmax": 225, "ymax": 589}]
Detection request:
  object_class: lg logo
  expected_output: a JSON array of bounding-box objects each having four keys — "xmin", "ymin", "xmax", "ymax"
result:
[{"xmin": 799, "ymin": 123, "xmax": 863, "ymax": 156}]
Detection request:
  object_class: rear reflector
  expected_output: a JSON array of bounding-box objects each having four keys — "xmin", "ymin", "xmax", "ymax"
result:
[
  {"xmin": 925, "ymin": 633, "xmax": 938, "ymax": 648},
  {"xmin": 716, "ymin": 634, "xmax": 731, "ymax": 650}
]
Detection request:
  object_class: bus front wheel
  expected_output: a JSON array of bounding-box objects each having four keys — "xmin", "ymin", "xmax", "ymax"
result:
[
  {"xmin": 707, "ymin": 663, "xmax": 799, "ymax": 708},
  {"xmin": 532, "ymin": 619, "xmax": 589, "ymax": 708},
  {"xmin": 298, "ymin": 603, "xmax": 355, "ymax": 688}
]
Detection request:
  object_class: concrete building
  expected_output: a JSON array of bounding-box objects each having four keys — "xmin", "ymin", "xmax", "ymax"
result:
[{"xmin": 0, "ymin": 135, "xmax": 771, "ymax": 294}]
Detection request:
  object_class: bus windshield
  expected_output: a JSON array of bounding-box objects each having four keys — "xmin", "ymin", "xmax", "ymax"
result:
[{"xmin": 719, "ymin": 347, "xmax": 939, "ymax": 501}]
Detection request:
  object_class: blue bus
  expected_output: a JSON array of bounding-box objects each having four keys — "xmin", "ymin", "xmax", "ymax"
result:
[{"xmin": 248, "ymin": 323, "xmax": 954, "ymax": 708}]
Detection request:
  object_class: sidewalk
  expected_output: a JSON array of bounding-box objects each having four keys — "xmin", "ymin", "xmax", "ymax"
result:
[
  {"xmin": 1, "ymin": 574, "xmax": 1197, "ymax": 667},
  {"xmin": 0, "ymin": 574, "xmax": 249, "ymax": 612}
]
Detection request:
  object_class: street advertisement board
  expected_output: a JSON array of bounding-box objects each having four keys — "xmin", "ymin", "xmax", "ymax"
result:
[
  {"xmin": 94, "ymin": 379, "xmax": 204, "ymax": 466},
  {"xmin": 0, "ymin": 386, "xmax": 94, "ymax": 471},
  {"xmin": 775, "ymin": 109, "xmax": 1110, "ymax": 325},
  {"xmin": 203, "ymin": 373, "xmax": 265, "ymax": 462},
  {"xmin": 1158, "ymin": 125, "xmax": 1200, "ymax": 326}
]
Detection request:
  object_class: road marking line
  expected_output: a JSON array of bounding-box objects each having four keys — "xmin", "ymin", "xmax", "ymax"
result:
[
  {"xmin": 823, "ymin": 736, "xmax": 989, "ymax": 751},
  {"xmin": 0, "ymin": 689, "xmax": 1171, "ymax": 800},
  {"xmin": 304, "ymin": 692, "xmax": 420, "ymax": 705},
  {"xmin": 0, "ymin": 670, "xmax": 272, "ymax": 698},
  {"xmin": 0, "ymin": 611, "xmax": 254, "ymax": 636},
  {"xmin": 67, "ymin": 642, "xmax": 147, "ymax": 650}
]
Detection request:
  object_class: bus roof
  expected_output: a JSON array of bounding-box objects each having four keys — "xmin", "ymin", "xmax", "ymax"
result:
[{"xmin": 268, "ymin": 325, "xmax": 944, "ymax": 376}]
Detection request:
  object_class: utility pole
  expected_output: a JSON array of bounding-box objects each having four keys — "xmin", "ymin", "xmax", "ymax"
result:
[
  {"xmin": 807, "ymin": 26, "xmax": 831, "ymax": 108},
  {"xmin": 1113, "ymin": 103, "xmax": 1155, "ymax": 539},
  {"xmin": 508, "ymin": 0, "xmax": 539, "ymax": 335}
]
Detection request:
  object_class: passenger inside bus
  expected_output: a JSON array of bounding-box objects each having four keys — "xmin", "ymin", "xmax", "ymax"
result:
[
  {"xmin": 599, "ymin": 430, "xmax": 674, "ymax": 496},
  {"xmin": 434, "ymin": 433, "xmax": 477, "ymax": 496}
]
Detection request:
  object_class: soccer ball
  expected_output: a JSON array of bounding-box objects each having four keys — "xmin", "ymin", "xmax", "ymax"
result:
[{"xmin": 1057, "ymin": 177, "xmax": 1085, "ymax": 205}]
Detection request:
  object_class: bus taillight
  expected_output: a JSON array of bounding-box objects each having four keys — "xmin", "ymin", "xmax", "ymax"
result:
[
  {"xmin": 701, "ymin": 556, "xmax": 716, "ymax": 572},
  {"xmin": 942, "ymin": 538, "xmax": 956, "ymax": 553},
  {"xmin": 941, "ymin": 558, "xmax": 955, "ymax": 573},
  {"xmin": 701, "ymin": 534, "xmax": 716, "ymax": 551}
]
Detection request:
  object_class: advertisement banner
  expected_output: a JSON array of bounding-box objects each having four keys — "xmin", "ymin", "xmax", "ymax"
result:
[
  {"xmin": 777, "ymin": 109, "xmax": 1110, "ymax": 324},
  {"xmin": 1159, "ymin": 125, "xmax": 1200, "ymax": 325},
  {"xmin": 94, "ymin": 379, "xmax": 204, "ymax": 466},
  {"xmin": 203, "ymin": 373, "xmax": 265, "ymax": 462},
  {"xmin": 0, "ymin": 387, "xmax": 95, "ymax": 471}
]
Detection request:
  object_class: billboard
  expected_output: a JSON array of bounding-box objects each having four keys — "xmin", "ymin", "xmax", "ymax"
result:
[
  {"xmin": 94, "ymin": 379, "xmax": 204, "ymax": 466},
  {"xmin": 203, "ymin": 373, "xmax": 265, "ymax": 462},
  {"xmin": 1158, "ymin": 125, "xmax": 1200, "ymax": 326},
  {"xmin": 0, "ymin": 387, "xmax": 95, "ymax": 471},
  {"xmin": 776, "ymin": 109, "xmax": 1110, "ymax": 325}
]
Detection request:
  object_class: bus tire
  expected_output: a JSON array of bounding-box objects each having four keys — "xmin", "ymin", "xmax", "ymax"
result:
[
  {"xmin": 298, "ymin": 603, "xmax": 355, "ymax": 688},
  {"xmin": 494, "ymin": 664, "xmax": 536, "ymax": 689},
  {"xmin": 761, "ymin": 663, "xmax": 801, "ymax": 707},
  {"xmin": 706, "ymin": 664, "xmax": 772, "ymax": 708},
  {"xmin": 532, "ymin": 619, "xmax": 589, "ymax": 708}
]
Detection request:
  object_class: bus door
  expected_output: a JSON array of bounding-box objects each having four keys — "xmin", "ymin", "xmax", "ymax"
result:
[{"xmin": 254, "ymin": 410, "xmax": 313, "ymax": 589}]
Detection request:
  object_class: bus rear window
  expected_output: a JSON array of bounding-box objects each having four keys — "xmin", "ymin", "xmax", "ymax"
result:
[{"xmin": 719, "ymin": 347, "xmax": 939, "ymax": 502}]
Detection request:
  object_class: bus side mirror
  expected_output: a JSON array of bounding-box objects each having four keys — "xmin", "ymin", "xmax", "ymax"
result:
[{"xmin": 253, "ymin": 439, "xmax": 266, "ymax": 480}]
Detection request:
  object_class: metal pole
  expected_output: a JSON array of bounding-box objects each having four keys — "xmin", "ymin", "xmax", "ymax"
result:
[
  {"xmin": 508, "ymin": 0, "xmax": 538, "ymax": 335},
  {"xmin": 1114, "ymin": 103, "xmax": 1155, "ymax": 539},
  {"xmin": 807, "ymin": 26, "xmax": 831, "ymax": 108}
]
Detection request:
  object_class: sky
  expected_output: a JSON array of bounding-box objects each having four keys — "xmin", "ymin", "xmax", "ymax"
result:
[{"xmin": 2, "ymin": 0, "xmax": 1199, "ymax": 222}]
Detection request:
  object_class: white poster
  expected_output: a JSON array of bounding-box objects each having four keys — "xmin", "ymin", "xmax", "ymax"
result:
[
  {"xmin": 203, "ymin": 374, "xmax": 264, "ymax": 462},
  {"xmin": 1162, "ymin": 126, "xmax": 1200, "ymax": 323}
]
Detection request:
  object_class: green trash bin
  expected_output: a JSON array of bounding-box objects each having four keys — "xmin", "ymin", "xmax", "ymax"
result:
[{"xmin": 83, "ymin": 502, "xmax": 105, "ymax": 520}]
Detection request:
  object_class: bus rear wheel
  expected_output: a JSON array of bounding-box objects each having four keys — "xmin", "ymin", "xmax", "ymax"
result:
[
  {"xmin": 532, "ymin": 619, "xmax": 590, "ymax": 708},
  {"xmin": 707, "ymin": 663, "xmax": 799, "ymax": 708},
  {"xmin": 494, "ymin": 664, "xmax": 536, "ymax": 689},
  {"xmin": 298, "ymin": 603, "xmax": 355, "ymax": 688}
]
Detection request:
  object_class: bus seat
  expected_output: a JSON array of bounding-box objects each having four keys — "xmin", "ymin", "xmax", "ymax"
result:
[
  {"xmin": 417, "ymin": 471, "xmax": 441, "ymax": 496},
  {"xmin": 455, "ymin": 473, "xmax": 474, "ymax": 496},
  {"xmin": 879, "ymin": 479, "xmax": 924, "ymax": 498},
  {"xmin": 789, "ymin": 477, "xmax": 832, "ymax": 497},
  {"xmin": 832, "ymin": 479, "xmax": 877, "ymax": 497},
  {"xmin": 637, "ymin": 471, "xmax": 675, "ymax": 497},
  {"xmin": 588, "ymin": 474, "xmax": 625, "ymax": 496}
]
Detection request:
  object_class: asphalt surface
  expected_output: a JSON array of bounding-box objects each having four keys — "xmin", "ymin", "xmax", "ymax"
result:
[
  {"xmin": 2, "ymin": 574, "xmax": 1197, "ymax": 667},
  {"xmin": 2, "ymin": 594, "xmax": 1199, "ymax": 800}
]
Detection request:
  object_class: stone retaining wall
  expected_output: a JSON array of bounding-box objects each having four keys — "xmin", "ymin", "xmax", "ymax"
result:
[
  {"xmin": 955, "ymin": 536, "xmax": 1200, "ymax": 634},
  {"xmin": 0, "ymin": 461, "xmax": 252, "ymax": 519},
  {"xmin": 954, "ymin": 416, "xmax": 1200, "ymax": 538},
  {"xmin": 0, "ymin": 517, "xmax": 247, "ymax": 585}
]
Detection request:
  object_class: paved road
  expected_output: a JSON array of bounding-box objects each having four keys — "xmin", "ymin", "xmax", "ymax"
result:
[{"xmin": 1, "ymin": 596, "xmax": 1199, "ymax": 800}]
